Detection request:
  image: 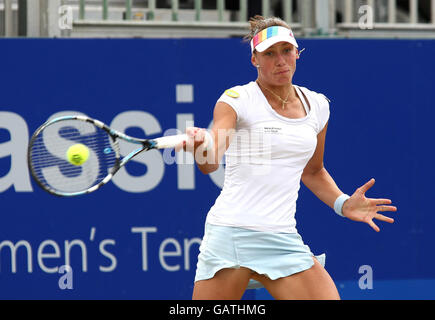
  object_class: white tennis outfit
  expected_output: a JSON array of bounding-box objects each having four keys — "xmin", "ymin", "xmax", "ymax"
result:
[
  {"xmin": 195, "ymin": 81, "xmax": 330, "ymax": 288},
  {"xmin": 207, "ymin": 81, "xmax": 330, "ymax": 233}
]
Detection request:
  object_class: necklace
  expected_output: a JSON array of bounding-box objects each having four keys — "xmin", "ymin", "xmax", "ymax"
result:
[{"xmin": 256, "ymin": 80, "xmax": 292, "ymax": 110}]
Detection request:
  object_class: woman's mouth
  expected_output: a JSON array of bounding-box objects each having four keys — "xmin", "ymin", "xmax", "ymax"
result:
[{"xmin": 275, "ymin": 70, "xmax": 290, "ymax": 75}]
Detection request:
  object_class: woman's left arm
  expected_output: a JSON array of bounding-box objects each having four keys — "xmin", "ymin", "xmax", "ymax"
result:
[{"xmin": 301, "ymin": 122, "xmax": 397, "ymax": 232}]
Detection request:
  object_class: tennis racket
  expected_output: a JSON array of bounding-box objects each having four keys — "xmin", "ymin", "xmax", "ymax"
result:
[{"xmin": 27, "ymin": 115, "xmax": 209, "ymax": 197}]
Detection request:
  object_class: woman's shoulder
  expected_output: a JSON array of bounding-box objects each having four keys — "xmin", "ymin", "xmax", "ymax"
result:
[
  {"xmin": 222, "ymin": 81, "xmax": 257, "ymax": 99},
  {"xmin": 294, "ymin": 84, "xmax": 331, "ymax": 104},
  {"xmin": 295, "ymin": 85, "xmax": 330, "ymax": 132},
  {"xmin": 217, "ymin": 82, "xmax": 256, "ymax": 122}
]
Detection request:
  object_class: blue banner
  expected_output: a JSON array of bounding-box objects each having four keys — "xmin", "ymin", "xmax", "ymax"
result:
[{"xmin": 0, "ymin": 38, "xmax": 434, "ymax": 299}]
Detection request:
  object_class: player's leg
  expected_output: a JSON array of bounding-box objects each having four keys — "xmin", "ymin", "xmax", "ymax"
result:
[
  {"xmin": 192, "ymin": 267, "xmax": 252, "ymax": 300},
  {"xmin": 252, "ymin": 257, "xmax": 340, "ymax": 300}
]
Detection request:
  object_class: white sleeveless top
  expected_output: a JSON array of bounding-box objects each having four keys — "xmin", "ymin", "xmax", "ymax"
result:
[{"xmin": 206, "ymin": 81, "xmax": 330, "ymax": 233}]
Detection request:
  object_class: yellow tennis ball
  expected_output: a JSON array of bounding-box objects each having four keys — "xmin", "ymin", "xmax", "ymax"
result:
[{"xmin": 66, "ymin": 143, "xmax": 89, "ymax": 166}]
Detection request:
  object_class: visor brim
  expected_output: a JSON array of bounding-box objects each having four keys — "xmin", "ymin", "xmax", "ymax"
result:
[{"xmin": 254, "ymin": 36, "xmax": 299, "ymax": 53}]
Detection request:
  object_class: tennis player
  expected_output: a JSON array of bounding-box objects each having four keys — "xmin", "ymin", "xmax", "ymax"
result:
[{"xmin": 177, "ymin": 15, "xmax": 397, "ymax": 300}]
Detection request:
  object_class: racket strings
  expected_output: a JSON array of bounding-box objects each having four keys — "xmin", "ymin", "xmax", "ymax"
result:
[{"xmin": 29, "ymin": 120, "xmax": 119, "ymax": 194}]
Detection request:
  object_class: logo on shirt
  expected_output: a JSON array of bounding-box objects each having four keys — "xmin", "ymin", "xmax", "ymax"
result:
[
  {"xmin": 264, "ymin": 126, "xmax": 282, "ymax": 134},
  {"xmin": 225, "ymin": 89, "xmax": 240, "ymax": 98}
]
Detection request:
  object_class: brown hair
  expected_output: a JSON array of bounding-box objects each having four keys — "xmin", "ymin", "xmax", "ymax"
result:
[{"xmin": 244, "ymin": 15, "xmax": 291, "ymax": 43}]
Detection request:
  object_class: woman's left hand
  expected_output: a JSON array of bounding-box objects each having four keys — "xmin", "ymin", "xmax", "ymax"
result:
[{"xmin": 342, "ymin": 178, "xmax": 397, "ymax": 232}]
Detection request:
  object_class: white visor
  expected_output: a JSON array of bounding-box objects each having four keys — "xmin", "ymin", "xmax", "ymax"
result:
[{"xmin": 250, "ymin": 26, "xmax": 298, "ymax": 53}]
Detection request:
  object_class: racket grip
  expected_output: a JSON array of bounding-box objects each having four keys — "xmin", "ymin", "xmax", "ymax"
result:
[
  {"xmin": 154, "ymin": 130, "xmax": 214, "ymax": 150},
  {"xmin": 154, "ymin": 134, "xmax": 188, "ymax": 149}
]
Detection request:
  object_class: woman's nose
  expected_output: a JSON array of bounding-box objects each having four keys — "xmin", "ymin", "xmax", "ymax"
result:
[{"xmin": 275, "ymin": 53, "xmax": 286, "ymax": 66}]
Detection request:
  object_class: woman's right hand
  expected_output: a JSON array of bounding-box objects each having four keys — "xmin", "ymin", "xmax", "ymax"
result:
[
  {"xmin": 175, "ymin": 101, "xmax": 236, "ymax": 175},
  {"xmin": 175, "ymin": 127, "xmax": 211, "ymax": 153}
]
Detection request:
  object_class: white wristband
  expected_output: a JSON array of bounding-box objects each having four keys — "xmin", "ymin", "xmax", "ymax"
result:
[{"xmin": 334, "ymin": 194, "xmax": 350, "ymax": 217}]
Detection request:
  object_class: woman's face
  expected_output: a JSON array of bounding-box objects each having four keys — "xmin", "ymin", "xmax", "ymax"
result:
[{"xmin": 252, "ymin": 41, "xmax": 299, "ymax": 86}]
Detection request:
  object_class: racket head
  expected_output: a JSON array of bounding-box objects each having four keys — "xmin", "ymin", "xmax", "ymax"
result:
[{"xmin": 28, "ymin": 116, "xmax": 121, "ymax": 196}]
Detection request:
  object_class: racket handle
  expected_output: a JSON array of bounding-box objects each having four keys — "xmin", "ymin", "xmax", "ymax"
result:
[
  {"xmin": 154, "ymin": 131, "xmax": 214, "ymax": 150},
  {"xmin": 154, "ymin": 134, "xmax": 188, "ymax": 149}
]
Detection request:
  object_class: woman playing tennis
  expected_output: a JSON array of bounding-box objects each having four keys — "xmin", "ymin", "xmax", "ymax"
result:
[{"xmin": 177, "ymin": 15, "xmax": 397, "ymax": 300}]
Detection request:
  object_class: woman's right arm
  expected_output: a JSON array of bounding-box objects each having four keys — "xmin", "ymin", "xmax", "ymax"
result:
[{"xmin": 177, "ymin": 101, "xmax": 237, "ymax": 175}]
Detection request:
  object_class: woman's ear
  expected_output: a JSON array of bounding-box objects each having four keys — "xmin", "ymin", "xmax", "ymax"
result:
[
  {"xmin": 251, "ymin": 54, "xmax": 258, "ymax": 68},
  {"xmin": 296, "ymin": 48, "xmax": 305, "ymax": 59}
]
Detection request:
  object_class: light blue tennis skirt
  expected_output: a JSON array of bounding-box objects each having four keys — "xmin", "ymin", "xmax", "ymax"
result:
[{"xmin": 195, "ymin": 223, "xmax": 326, "ymax": 289}]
